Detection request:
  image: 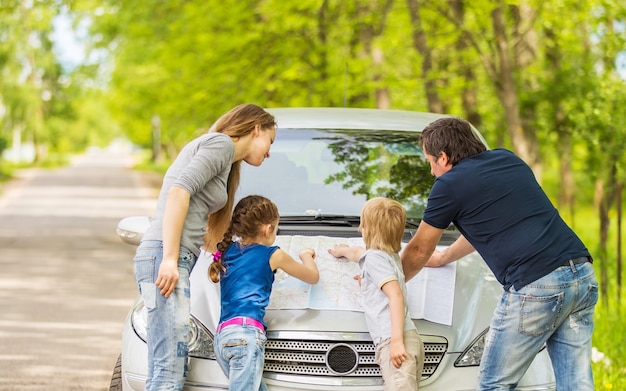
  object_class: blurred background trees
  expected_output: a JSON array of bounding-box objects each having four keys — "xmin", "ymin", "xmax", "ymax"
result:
[
  {"xmin": 2, "ymin": 0, "xmax": 626, "ymax": 386},
  {"xmin": 1, "ymin": 0, "xmax": 625, "ymax": 299}
]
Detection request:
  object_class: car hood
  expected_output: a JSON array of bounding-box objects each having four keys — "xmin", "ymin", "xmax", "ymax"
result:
[{"xmin": 189, "ymin": 234, "xmax": 502, "ymax": 352}]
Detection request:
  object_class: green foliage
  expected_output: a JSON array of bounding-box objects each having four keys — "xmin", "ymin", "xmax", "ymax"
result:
[
  {"xmin": 1, "ymin": 0, "xmax": 626, "ymax": 383},
  {"xmin": 82, "ymin": 2, "xmax": 624, "ymax": 386},
  {"xmin": 572, "ymin": 191, "xmax": 626, "ymax": 386},
  {"xmin": 571, "ymin": 205, "xmax": 626, "ymax": 390},
  {"xmin": 593, "ymin": 301, "xmax": 626, "ymax": 390},
  {"xmin": 0, "ymin": 1, "xmax": 120, "ymax": 166}
]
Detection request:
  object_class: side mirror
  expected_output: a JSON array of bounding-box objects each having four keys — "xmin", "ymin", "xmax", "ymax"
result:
[{"xmin": 116, "ymin": 216, "xmax": 151, "ymax": 246}]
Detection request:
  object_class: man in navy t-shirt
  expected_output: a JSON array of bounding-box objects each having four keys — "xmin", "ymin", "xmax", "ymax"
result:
[{"xmin": 400, "ymin": 117, "xmax": 597, "ymax": 391}]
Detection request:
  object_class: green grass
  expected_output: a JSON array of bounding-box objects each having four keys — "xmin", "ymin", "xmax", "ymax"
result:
[
  {"xmin": 593, "ymin": 301, "xmax": 626, "ymax": 390},
  {"xmin": 568, "ymin": 206, "xmax": 626, "ymax": 389},
  {"xmin": 0, "ymin": 166, "xmax": 13, "ymax": 183}
]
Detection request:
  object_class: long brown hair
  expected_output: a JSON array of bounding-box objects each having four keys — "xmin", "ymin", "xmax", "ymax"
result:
[
  {"xmin": 203, "ymin": 104, "xmax": 276, "ymax": 253},
  {"xmin": 209, "ymin": 195, "xmax": 279, "ymax": 283}
]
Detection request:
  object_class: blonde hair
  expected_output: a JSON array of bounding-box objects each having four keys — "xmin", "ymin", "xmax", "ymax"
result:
[
  {"xmin": 209, "ymin": 195, "xmax": 279, "ymax": 283},
  {"xmin": 203, "ymin": 104, "xmax": 276, "ymax": 252},
  {"xmin": 360, "ymin": 197, "xmax": 406, "ymax": 253}
]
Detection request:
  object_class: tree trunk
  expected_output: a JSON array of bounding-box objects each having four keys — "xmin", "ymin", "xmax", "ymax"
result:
[
  {"xmin": 617, "ymin": 182, "xmax": 623, "ymax": 306},
  {"xmin": 348, "ymin": 0, "xmax": 393, "ymax": 107},
  {"xmin": 317, "ymin": 0, "xmax": 330, "ymax": 104},
  {"xmin": 596, "ymin": 178, "xmax": 609, "ymax": 306},
  {"xmin": 557, "ymin": 132, "xmax": 575, "ymax": 224},
  {"xmin": 491, "ymin": 5, "xmax": 536, "ymax": 173},
  {"xmin": 595, "ymin": 162, "xmax": 618, "ymax": 307},
  {"xmin": 407, "ymin": 0, "xmax": 444, "ymax": 113},
  {"xmin": 450, "ymin": 0, "xmax": 482, "ymax": 128},
  {"xmin": 543, "ymin": 27, "xmax": 575, "ymax": 224},
  {"xmin": 372, "ymin": 47, "xmax": 390, "ymax": 109}
]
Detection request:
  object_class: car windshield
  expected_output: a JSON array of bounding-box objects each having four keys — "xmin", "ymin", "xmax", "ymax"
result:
[{"xmin": 237, "ymin": 128, "xmax": 434, "ymax": 221}]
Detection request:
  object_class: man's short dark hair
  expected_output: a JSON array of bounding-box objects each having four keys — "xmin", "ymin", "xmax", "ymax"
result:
[{"xmin": 420, "ymin": 117, "xmax": 487, "ymax": 165}]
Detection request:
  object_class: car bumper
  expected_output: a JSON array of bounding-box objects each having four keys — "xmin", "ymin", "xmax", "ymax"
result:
[{"xmin": 120, "ymin": 299, "xmax": 555, "ymax": 391}]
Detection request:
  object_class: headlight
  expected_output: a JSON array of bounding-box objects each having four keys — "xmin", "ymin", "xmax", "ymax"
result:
[
  {"xmin": 131, "ymin": 301, "xmax": 148, "ymax": 341},
  {"xmin": 453, "ymin": 327, "xmax": 548, "ymax": 367},
  {"xmin": 454, "ymin": 328, "xmax": 488, "ymax": 367},
  {"xmin": 116, "ymin": 228, "xmax": 139, "ymax": 239},
  {"xmin": 188, "ymin": 315, "xmax": 216, "ymax": 359},
  {"xmin": 130, "ymin": 301, "xmax": 216, "ymax": 360}
]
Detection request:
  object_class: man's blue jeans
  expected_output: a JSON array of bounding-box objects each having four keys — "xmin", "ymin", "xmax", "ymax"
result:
[
  {"xmin": 133, "ymin": 240, "xmax": 197, "ymax": 391},
  {"xmin": 478, "ymin": 261, "xmax": 598, "ymax": 390},
  {"xmin": 214, "ymin": 324, "xmax": 269, "ymax": 391}
]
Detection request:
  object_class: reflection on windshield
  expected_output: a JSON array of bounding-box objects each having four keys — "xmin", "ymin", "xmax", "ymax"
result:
[{"xmin": 237, "ymin": 128, "xmax": 434, "ymax": 220}]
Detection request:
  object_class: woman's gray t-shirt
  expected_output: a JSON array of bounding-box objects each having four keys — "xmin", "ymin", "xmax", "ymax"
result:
[{"xmin": 142, "ymin": 132, "xmax": 234, "ymax": 256}]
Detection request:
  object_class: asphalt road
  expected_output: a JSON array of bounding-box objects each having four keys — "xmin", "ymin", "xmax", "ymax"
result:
[{"xmin": 0, "ymin": 145, "xmax": 159, "ymax": 391}]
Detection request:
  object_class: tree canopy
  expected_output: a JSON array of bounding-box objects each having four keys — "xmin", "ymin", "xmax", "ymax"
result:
[{"xmin": 1, "ymin": 0, "xmax": 626, "ymax": 299}]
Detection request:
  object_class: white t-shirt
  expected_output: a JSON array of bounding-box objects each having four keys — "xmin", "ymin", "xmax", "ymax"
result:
[{"xmin": 358, "ymin": 249, "xmax": 416, "ymax": 345}]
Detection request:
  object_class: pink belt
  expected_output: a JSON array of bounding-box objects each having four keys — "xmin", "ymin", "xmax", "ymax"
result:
[{"xmin": 216, "ymin": 317, "xmax": 265, "ymax": 333}]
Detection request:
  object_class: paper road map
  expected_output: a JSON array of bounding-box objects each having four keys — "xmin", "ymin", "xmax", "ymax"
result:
[{"xmin": 267, "ymin": 236, "xmax": 456, "ymax": 326}]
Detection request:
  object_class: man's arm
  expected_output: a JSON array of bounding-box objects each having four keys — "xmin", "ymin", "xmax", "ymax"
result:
[
  {"xmin": 426, "ymin": 234, "xmax": 475, "ymax": 267},
  {"xmin": 400, "ymin": 221, "xmax": 444, "ymax": 282}
]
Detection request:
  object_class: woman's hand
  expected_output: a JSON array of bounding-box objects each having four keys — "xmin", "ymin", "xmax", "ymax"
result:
[{"xmin": 155, "ymin": 258, "xmax": 179, "ymax": 297}]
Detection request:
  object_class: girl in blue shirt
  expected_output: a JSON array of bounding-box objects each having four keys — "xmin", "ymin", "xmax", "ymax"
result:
[{"xmin": 209, "ymin": 195, "xmax": 319, "ymax": 391}]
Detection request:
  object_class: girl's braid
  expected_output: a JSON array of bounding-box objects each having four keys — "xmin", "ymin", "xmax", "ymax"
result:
[
  {"xmin": 208, "ymin": 224, "xmax": 235, "ymax": 283},
  {"xmin": 208, "ymin": 195, "xmax": 279, "ymax": 283}
]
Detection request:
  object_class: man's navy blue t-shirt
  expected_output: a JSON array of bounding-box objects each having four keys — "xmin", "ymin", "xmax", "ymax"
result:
[{"xmin": 422, "ymin": 148, "xmax": 589, "ymax": 291}]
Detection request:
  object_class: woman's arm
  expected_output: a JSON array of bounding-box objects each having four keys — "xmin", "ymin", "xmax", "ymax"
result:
[
  {"xmin": 156, "ymin": 186, "xmax": 190, "ymax": 298},
  {"xmin": 381, "ymin": 280, "xmax": 408, "ymax": 369},
  {"xmin": 270, "ymin": 248, "xmax": 320, "ymax": 284}
]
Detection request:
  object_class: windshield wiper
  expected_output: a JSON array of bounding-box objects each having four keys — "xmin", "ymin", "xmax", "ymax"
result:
[
  {"xmin": 406, "ymin": 219, "xmax": 421, "ymax": 229},
  {"xmin": 280, "ymin": 215, "xmax": 421, "ymax": 229},
  {"xmin": 279, "ymin": 215, "xmax": 360, "ymax": 227}
]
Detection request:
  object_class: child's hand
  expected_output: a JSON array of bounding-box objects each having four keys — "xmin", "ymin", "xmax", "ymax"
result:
[
  {"xmin": 390, "ymin": 340, "xmax": 408, "ymax": 368},
  {"xmin": 353, "ymin": 274, "xmax": 361, "ymax": 287},
  {"xmin": 328, "ymin": 243, "xmax": 349, "ymax": 258},
  {"xmin": 328, "ymin": 244, "xmax": 365, "ymax": 263},
  {"xmin": 299, "ymin": 248, "xmax": 316, "ymax": 260}
]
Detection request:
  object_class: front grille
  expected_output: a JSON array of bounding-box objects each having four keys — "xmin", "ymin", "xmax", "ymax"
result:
[
  {"xmin": 263, "ymin": 331, "xmax": 447, "ymax": 386},
  {"xmin": 326, "ymin": 343, "xmax": 359, "ymax": 374}
]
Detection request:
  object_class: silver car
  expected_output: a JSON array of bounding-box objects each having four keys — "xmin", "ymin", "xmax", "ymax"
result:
[{"xmin": 110, "ymin": 108, "xmax": 556, "ymax": 390}]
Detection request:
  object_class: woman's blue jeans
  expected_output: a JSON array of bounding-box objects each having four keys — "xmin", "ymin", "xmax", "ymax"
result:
[
  {"xmin": 478, "ymin": 261, "xmax": 598, "ymax": 390},
  {"xmin": 214, "ymin": 325, "xmax": 269, "ymax": 391},
  {"xmin": 133, "ymin": 240, "xmax": 197, "ymax": 391}
]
